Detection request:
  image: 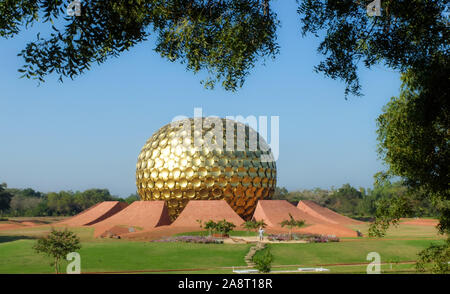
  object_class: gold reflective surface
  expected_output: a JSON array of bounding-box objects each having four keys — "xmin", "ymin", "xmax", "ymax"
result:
[{"xmin": 136, "ymin": 118, "xmax": 276, "ymax": 221}]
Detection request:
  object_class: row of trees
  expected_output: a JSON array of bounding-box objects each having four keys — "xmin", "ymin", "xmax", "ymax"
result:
[
  {"xmin": 1, "ymin": 181, "xmax": 437, "ymax": 218},
  {"xmin": 273, "ymin": 182, "xmax": 438, "ymax": 218},
  {"xmin": 0, "ymin": 183, "xmax": 139, "ymax": 217}
]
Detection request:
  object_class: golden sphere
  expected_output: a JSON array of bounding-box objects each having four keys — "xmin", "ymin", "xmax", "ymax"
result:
[{"xmin": 136, "ymin": 117, "xmax": 277, "ymax": 221}]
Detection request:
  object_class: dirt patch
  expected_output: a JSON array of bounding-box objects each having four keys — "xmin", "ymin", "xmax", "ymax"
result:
[
  {"xmin": 0, "ymin": 220, "xmax": 42, "ymax": 231},
  {"xmin": 20, "ymin": 221, "xmax": 38, "ymax": 226},
  {"xmin": 400, "ymin": 218, "xmax": 439, "ymax": 226},
  {"xmin": 0, "ymin": 223, "xmax": 25, "ymax": 231}
]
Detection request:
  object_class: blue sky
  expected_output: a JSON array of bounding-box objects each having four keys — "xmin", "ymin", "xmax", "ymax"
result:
[{"xmin": 0, "ymin": 1, "xmax": 401, "ymax": 197}]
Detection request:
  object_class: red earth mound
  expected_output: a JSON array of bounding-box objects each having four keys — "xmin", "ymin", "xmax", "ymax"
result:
[
  {"xmin": 401, "ymin": 218, "xmax": 439, "ymax": 226},
  {"xmin": 252, "ymin": 200, "xmax": 358, "ymax": 237},
  {"xmin": 57, "ymin": 201, "xmax": 128, "ymax": 227},
  {"xmin": 297, "ymin": 200, "xmax": 363, "ymax": 225},
  {"xmin": 90, "ymin": 201, "xmax": 171, "ymax": 237},
  {"xmin": 171, "ymin": 200, "xmax": 245, "ymax": 227}
]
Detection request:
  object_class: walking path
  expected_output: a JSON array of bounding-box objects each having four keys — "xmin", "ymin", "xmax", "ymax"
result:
[{"xmin": 244, "ymin": 242, "xmax": 265, "ymax": 267}]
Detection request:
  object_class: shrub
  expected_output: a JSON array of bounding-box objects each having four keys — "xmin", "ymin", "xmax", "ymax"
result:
[
  {"xmin": 267, "ymin": 233, "xmax": 339, "ymax": 243},
  {"xmin": 252, "ymin": 247, "xmax": 274, "ymax": 273},
  {"xmin": 203, "ymin": 219, "xmax": 236, "ymax": 236},
  {"xmin": 151, "ymin": 236, "xmax": 223, "ymax": 244},
  {"xmin": 215, "ymin": 219, "xmax": 236, "ymax": 235}
]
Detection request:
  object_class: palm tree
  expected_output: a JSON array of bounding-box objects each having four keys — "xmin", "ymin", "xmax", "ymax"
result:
[
  {"xmin": 280, "ymin": 213, "xmax": 305, "ymax": 240},
  {"xmin": 242, "ymin": 220, "xmax": 267, "ymax": 235},
  {"xmin": 242, "ymin": 221, "xmax": 257, "ymax": 235}
]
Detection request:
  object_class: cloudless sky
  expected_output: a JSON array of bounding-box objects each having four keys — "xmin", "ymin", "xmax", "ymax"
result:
[{"xmin": 0, "ymin": 1, "xmax": 401, "ymax": 197}]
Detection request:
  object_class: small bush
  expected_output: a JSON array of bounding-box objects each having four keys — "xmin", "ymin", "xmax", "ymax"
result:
[
  {"xmin": 151, "ymin": 236, "xmax": 223, "ymax": 244},
  {"xmin": 267, "ymin": 233, "xmax": 339, "ymax": 243},
  {"xmin": 252, "ymin": 247, "xmax": 274, "ymax": 273},
  {"xmin": 33, "ymin": 228, "xmax": 81, "ymax": 274}
]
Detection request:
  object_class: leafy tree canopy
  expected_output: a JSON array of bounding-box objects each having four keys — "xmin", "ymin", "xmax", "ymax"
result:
[
  {"xmin": 1, "ymin": 1, "xmax": 447, "ymax": 94},
  {"xmin": 372, "ymin": 57, "xmax": 449, "ymax": 236},
  {"xmin": 1, "ymin": 0, "xmax": 279, "ymax": 91},
  {"xmin": 33, "ymin": 228, "xmax": 81, "ymax": 274},
  {"xmin": 0, "ymin": 183, "xmax": 13, "ymax": 213},
  {"xmin": 298, "ymin": 0, "xmax": 449, "ymax": 96}
]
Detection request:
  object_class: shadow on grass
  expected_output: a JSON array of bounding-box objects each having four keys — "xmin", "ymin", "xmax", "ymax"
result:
[{"xmin": 0, "ymin": 235, "xmax": 36, "ymax": 244}]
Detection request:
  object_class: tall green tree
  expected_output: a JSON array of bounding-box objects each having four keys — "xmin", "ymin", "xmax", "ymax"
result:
[
  {"xmin": 297, "ymin": 0, "xmax": 449, "ymax": 272},
  {"xmin": 124, "ymin": 193, "xmax": 140, "ymax": 204},
  {"xmin": 326, "ymin": 183, "xmax": 363, "ymax": 215},
  {"xmin": 372, "ymin": 61, "xmax": 449, "ymax": 233},
  {"xmin": 33, "ymin": 228, "xmax": 81, "ymax": 274},
  {"xmin": 0, "ymin": 183, "xmax": 13, "ymax": 217}
]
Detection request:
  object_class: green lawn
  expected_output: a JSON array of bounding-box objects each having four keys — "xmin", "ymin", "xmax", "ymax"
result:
[
  {"xmin": 266, "ymin": 239, "xmax": 444, "ymax": 267},
  {"xmin": 0, "ymin": 238, "xmax": 251, "ymax": 273},
  {"xmin": 0, "ymin": 222, "xmax": 445, "ymax": 274},
  {"xmin": 348, "ymin": 223, "xmax": 442, "ymax": 239}
]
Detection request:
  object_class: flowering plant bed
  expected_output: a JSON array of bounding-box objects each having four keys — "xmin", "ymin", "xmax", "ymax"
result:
[
  {"xmin": 150, "ymin": 235, "xmax": 224, "ymax": 244},
  {"xmin": 212, "ymin": 233, "xmax": 229, "ymax": 238},
  {"xmin": 267, "ymin": 233, "xmax": 339, "ymax": 243}
]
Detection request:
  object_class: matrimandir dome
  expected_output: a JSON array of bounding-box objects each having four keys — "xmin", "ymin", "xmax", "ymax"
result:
[{"xmin": 136, "ymin": 117, "xmax": 277, "ymax": 221}]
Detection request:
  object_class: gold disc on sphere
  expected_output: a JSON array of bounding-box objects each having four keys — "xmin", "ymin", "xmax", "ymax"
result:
[{"xmin": 136, "ymin": 118, "xmax": 277, "ymax": 221}]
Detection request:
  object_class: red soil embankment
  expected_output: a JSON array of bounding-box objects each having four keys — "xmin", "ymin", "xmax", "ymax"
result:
[
  {"xmin": 253, "ymin": 200, "xmax": 358, "ymax": 237},
  {"xmin": 90, "ymin": 201, "xmax": 171, "ymax": 237},
  {"xmin": 122, "ymin": 200, "xmax": 245, "ymax": 240},
  {"xmin": 171, "ymin": 200, "xmax": 245, "ymax": 227},
  {"xmin": 57, "ymin": 201, "xmax": 128, "ymax": 227},
  {"xmin": 297, "ymin": 200, "xmax": 363, "ymax": 225}
]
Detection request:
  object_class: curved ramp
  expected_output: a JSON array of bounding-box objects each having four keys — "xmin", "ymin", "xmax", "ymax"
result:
[
  {"xmin": 91, "ymin": 201, "xmax": 171, "ymax": 237},
  {"xmin": 58, "ymin": 201, "xmax": 128, "ymax": 226},
  {"xmin": 252, "ymin": 200, "xmax": 323, "ymax": 227},
  {"xmin": 171, "ymin": 200, "xmax": 245, "ymax": 227},
  {"xmin": 252, "ymin": 200, "xmax": 357, "ymax": 237},
  {"xmin": 297, "ymin": 200, "xmax": 363, "ymax": 225}
]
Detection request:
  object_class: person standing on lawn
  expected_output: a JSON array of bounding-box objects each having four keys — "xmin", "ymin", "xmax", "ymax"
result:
[{"xmin": 258, "ymin": 226, "xmax": 265, "ymax": 241}]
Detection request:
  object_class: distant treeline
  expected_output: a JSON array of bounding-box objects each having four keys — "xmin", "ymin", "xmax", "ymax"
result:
[
  {"xmin": 273, "ymin": 182, "xmax": 438, "ymax": 218},
  {"xmin": 0, "ymin": 181, "xmax": 438, "ymax": 218},
  {"xmin": 0, "ymin": 183, "xmax": 139, "ymax": 217}
]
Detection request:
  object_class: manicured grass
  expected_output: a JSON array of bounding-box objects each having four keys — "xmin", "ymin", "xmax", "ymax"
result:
[
  {"xmin": 266, "ymin": 239, "xmax": 445, "ymax": 266},
  {"xmin": 149, "ymin": 263, "xmax": 421, "ymax": 274},
  {"xmin": 348, "ymin": 223, "xmax": 442, "ymax": 239},
  {"xmin": 0, "ymin": 222, "xmax": 445, "ymax": 274},
  {"xmin": 0, "ymin": 238, "xmax": 251, "ymax": 273}
]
